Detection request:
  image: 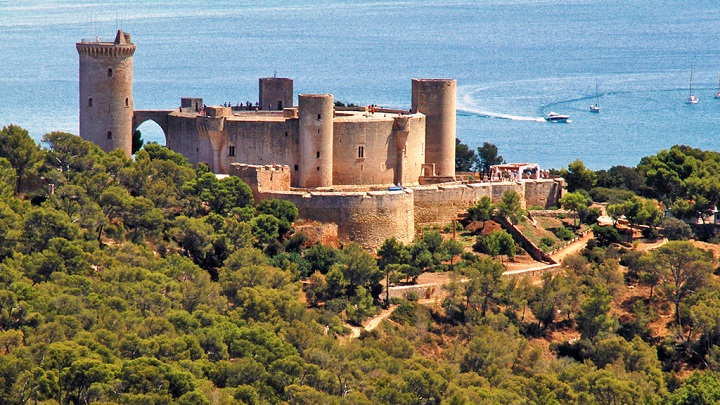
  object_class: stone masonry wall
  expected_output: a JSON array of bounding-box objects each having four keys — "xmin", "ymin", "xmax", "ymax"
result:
[
  {"xmin": 524, "ymin": 179, "xmax": 564, "ymax": 208},
  {"xmin": 234, "ymin": 175, "xmax": 563, "ymax": 249},
  {"xmin": 258, "ymin": 189, "xmax": 415, "ymax": 248},
  {"xmin": 230, "ymin": 164, "xmax": 291, "ymax": 201},
  {"xmin": 412, "ymin": 180, "xmax": 561, "ymax": 229},
  {"xmin": 412, "ymin": 183, "xmax": 493, "ymax": 227}
]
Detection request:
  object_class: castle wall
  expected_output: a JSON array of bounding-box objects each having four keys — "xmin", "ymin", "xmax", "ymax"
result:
[
  {"xmin": 523, "ymin": 179, "xmax": 564, "ymax": 208},
  {"xmin": 223, "ymin": 119, "xmax": 299, "ymax": 178},
  {"xmin": 229, "ymin": 164, "xmax": 291, "ymax": 200},
  {"xmin": 490, "ymin": 182, "xmax": 526, "ymax": 208},
  {"xmin": 412, "ymin": 183, "xmax": 493, "ymax": 226},
  {"xmin": 331, "ymin": 114, "xmax": 424, "ymax": 186},
  {"xmin": 411, "ymin": 180, "xmax": 556, "ymax": 228},
  {"xmin": 166, "ymin": 113, "xmax": 214, "ymax": 168},
  {"xmin": 242, "ymin": 178, "xmax": 563, "ymax": 248},
  {"xmin": 258, "ymin": 189, "xmax": 415, "ymax": 248}
]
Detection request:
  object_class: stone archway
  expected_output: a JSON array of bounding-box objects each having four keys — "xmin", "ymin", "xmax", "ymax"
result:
[{"xmin": 132, "ymin": 111, "xmax": 171, "ymax": 145}]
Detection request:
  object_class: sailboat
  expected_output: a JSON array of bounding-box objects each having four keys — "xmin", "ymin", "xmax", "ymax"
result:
[
  {"xmin": 686, "ymin": 67, "xmax": 699, "ymax": 104},
  {"xmin": 589, "ymin": 83, "xmax": 600, "ymax": 113}
]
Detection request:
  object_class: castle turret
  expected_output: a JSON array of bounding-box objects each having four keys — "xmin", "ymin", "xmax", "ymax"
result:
[
  {"xmin": 259, "ymin": 77, "xmax": 293, "ymax": 110},
  {"xmin": 77, "ymin": 30, "xmax": 136, "ymax": 157},
  {"xmin": 298, "ymin": 94, "xmax": 333, "ymax": 188},
  {"xmin": 412, "ymin": 79, "xmax": 456, "ymax": 178}
]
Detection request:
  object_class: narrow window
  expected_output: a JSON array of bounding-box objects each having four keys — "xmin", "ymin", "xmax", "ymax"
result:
[
  {"xmin": 317, "ymin": 113, "xmax": 321, "ymax": 120},
  {"xmin": 125, "ymin": 98, "xmax": 129, "ymax": 107},
  {"xmin": 285, "ymin": 131, "xmax": 288, "ymax": 137},
  {"xmin": 358, "ymin": 145, "xmax": 365, "ymax": 159},
  {"xmin": 107, "ymin": 131, "xmax": 112, "ymax": 140},
  {"xmin": 316, "ymin": 151, "xmax": 320, "ymax": 158},
  {"xmin": 228, "ymin": 146, "xmax": 235, "ymax": 156},
  {"xmin": 107, "ymin": 68, "xmax": 113, "ymax": 77},
  {"xmin": 317, "ymin": 167, "xmax": 320, "ymax": 171},
  {"xmin": 278, "ymin": 101, "xmax": 283, "ymax": 110},
  {"xmin": 294, "ymin": 164, "xmax": 298, "ymax": 171},
  {"xmin": 88, "ymin": 98, "xmax": 93, "ymax": 107}
]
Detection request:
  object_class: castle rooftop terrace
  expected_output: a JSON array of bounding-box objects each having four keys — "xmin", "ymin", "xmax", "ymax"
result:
[{"xmin": 169, "ymin": 106, "xmax": 418, "ymax": 122}]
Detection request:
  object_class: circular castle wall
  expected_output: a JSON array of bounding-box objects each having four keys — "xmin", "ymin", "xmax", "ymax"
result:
[{"xmin": 265, "ymin": 189, "xmax": 415, "ymax": 248}]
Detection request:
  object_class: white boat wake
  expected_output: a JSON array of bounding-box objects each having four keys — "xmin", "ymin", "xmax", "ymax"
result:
[
  {"xmin": 457, "ymin": 104, "xmax": 546, "ymax": 122},
  {"xmin": 457, "ymin": 85, "xmax": 546, "ymax": 122}
]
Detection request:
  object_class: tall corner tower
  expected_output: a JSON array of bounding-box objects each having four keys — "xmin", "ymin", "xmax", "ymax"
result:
[
  {"xmin": 77, "ymin": 30, "xmax": 136, "ymax": 157},
  {"xmin": 259, "ymin": 77, "xmax": 294, "ymax": 110},
  {"xmin": 411, "ymin": 78, "xmax": 456, "ymax": 178},
  {"xmin": 298, "ymin": 94, "xmax": 334, "ymax": 188}
]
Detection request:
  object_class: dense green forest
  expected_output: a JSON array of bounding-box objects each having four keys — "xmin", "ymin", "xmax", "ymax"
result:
[{"xmin": 3, "ymin": 125, "xmax": 720, "ymax": 404}]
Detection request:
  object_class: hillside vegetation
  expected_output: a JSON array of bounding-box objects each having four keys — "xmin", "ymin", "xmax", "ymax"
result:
[{"xmin": 2, "ymin": 127, "xmax": 720, "ymax": 404}]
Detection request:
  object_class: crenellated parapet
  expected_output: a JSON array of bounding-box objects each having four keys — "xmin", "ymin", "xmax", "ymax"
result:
[{"xmin": 76, "ymin": 43, "xmax": 136, "ymax": 58}]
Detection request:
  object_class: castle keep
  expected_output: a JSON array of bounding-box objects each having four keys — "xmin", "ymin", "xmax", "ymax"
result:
[{"xmin": 78, "ymin": 31, "xmax": 563, "ymax": 247}]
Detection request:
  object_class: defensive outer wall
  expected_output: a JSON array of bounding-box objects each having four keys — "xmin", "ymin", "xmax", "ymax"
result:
[{"xmin": 232, "ymin": 164, "xmax": 563, "ymax": 248}]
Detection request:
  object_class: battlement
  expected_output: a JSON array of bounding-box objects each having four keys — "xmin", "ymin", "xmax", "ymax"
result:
[
  {"xmin": 76, "ymin": 43, "xmax": 136, "ymax": 58},
  {"xmin": 76, "ymin": 31, "xmax": 135, "ymax": 59}
]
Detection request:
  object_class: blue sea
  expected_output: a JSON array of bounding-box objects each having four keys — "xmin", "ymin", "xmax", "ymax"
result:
[{"xmin": 2, "ymin": 0, "xmax": 720, "ymax": 170}]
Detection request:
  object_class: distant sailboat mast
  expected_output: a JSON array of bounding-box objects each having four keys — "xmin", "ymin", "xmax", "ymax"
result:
[
  {"xmin": 590, "ymin": 83, "xmax": 600, "ymax": 112},
  {"xmin": 686, "ymin": 66, "xmax": 699, "ymax": 104}
]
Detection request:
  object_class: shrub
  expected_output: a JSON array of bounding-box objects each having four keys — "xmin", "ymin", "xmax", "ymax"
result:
[
  {"xmin": 443, "ymin": 222, "xmax": 463, "ymax": 233},
  {"xmin": 661, "ymin": 217, "xmax": 692, "ymax": 241},
  {"xmin": 589, "ymin": 187, "xmax": 635, "ymax": 204},
  {"xmin": 539, "ymin": 236, "xmax": 555, "ymax": 251},
  {"xmin": 591, "ymin": 225, "xmax": 622, "ymax": 247},
  {"xmin": 582, "ymin": 207, "xmax": 602, "ymax": 225},
  {"xmin": 641, "ymin": 227, "xmax": 660, "ymax": 240},
  {"xmin": 553, "ymin": 226, "xmax": 574, "ymax": 241}
]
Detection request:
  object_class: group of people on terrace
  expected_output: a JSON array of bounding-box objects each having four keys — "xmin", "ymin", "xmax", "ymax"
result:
[{"xmin": 484, "ymin": 163, "xmax": 549, "ymax": 182}]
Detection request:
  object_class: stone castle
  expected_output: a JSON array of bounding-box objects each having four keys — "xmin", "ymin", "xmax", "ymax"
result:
[{"xmin": 77, "ymin": 30, "xmax": 563, "ymax": 247}]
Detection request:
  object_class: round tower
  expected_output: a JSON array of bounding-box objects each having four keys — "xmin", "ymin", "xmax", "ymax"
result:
[
  {"xmin": 259, "ymin": 77, "xmax": 293, "ymax": 110},
  {"xmin": 298, "ymin": 94, "xmax": 334, "ymax": 188},
  {"xmin": 411, "ymin": 79, "xmax": 456, "ymax": 178},
  {"xmin": 77, "ymin": 30, "xmax": 136, "ymax": 157}
]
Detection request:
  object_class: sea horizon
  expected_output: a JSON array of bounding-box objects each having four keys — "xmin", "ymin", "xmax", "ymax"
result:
[{"xmin": 2, "ymin": 0, "xmax": 720, "ymax": 170}]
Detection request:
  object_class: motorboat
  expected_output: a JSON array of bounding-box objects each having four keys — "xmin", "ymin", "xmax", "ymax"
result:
[{"xmin": 545, "ymin": 112, "xmax": 570, "ymax": 123}]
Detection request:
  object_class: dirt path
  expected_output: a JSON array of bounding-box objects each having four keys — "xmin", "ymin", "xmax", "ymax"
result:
[
  {"xmin": 345, "ymin": 304, "xmax": 398, "ymax": 339},
  {"xmin": 549, "ymin": 231, "xmax": 593, "ymax": 263},
  {"xmin": 344, "ymin": 231, "xmax": 608, "ymax": 340}
]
